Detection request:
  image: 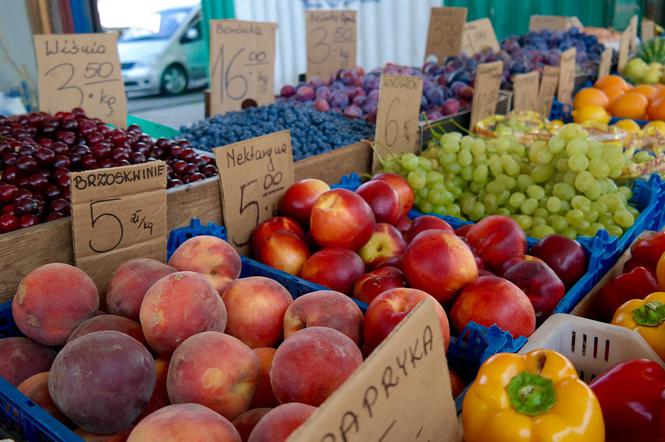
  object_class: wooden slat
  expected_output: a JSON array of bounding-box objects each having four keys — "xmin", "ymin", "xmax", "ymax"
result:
[{"xmin": 0, "ymin": 142, "xmax": 374, "ymax": 302}]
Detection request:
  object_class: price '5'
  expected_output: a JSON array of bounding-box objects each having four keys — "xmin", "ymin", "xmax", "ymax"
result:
[{"xmin": 233, "ymin": 170, "xmax": 284, "ymax": 248}]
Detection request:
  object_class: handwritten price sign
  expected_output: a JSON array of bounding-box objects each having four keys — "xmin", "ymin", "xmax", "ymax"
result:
[
  {"xmin": 306, "ymin": 10, "xmax": 357, "ymax": 81},
  {"xmin": 461, "ymin": 18, "xmax": 500, "ymax": 56},
  {"xmin": 513, "ymin": 71, "xmax": 539, "ymax": 112},
  {"xmin": 70, "ymin": 162, "xmax": 167, "ymax": 289},
  {"xmin": 34, "ymin": 34, "xmax": 127, "ymax": 128},
  {"xmin": 470, "ymin": 61, "xmax": 503, "ymax": 128},
  {"xmin": 557, "ymin": 48, "xmax": 576, "ymax": 105},
  {"xmin": 424, "ymin": 7, "xmax": 467, "ymax": 62},
  {"xmin": 538, "ymin": 65, "xmax": 560, "ymax": 118},
  {"xmin": 598, "ymin": 47, "xmax": 612, "ymax": 79},
  {"xmin": 373, "ymin": 75, "xmax": 424, "ymax": 171},
  {"xmin": 214, "ymin": 131, "xmax": 294, "ymax": 255},
  {"xmin": 209, "ymin": 20, "xmax": 277, "ymax": 115}
]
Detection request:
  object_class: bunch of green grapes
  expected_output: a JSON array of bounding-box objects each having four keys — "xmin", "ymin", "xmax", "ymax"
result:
[{"xmin": 381, "ymin": 124, "xmax": 638, "ymax": 239}]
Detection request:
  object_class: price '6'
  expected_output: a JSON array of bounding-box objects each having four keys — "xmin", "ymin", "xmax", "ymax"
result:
[{"xmin": 213, "ymin": 46, "xmax": 268, "ymax": 104}]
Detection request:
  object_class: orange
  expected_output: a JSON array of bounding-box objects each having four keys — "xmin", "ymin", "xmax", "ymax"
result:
[
  {"xmin": 573, "ymin": 88, "xmax": 610, "ymax": 109},
  {"xmin": 609, "ymin": 92, "xmax": 649, "ymax": 119},
  {"xmin": 647, "ymin": 97, "xmax": 665, "ymax": 121},
  {"xmin": 631, "ymin": 84, "xmax": 658, "ymax": 102},
  {"xmin": 602, "ymin": 86, "xmax": 627, "ymax": 105},
  {"xmin": 655, "ymin": 87, "xmax": 665, "ymax": 101},
  {"xmin": 594, "ymin": 75, "xmax": 632, "ymax": 93}
]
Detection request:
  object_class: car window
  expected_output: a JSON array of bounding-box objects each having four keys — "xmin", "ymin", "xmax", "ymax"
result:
[
  {"xmin": 181, "ymin": 20, "xmax": 202, "ymax": 43},
  {"xmin": 120, "ymin": 8, "xmax": 192, "ymax": 42}
]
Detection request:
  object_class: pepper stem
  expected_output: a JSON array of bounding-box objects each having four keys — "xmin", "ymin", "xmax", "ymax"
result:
[
  {"xmin": 632, "ymin": 301, "xmax": 665, "ymax": 326},
  {"xmin": 507, "ymin": 371, "xmax": 556, "ymax": 416}
]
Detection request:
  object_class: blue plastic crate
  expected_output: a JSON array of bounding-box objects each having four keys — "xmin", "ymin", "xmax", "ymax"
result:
[{"xmin": 549, "ymin": 99, "xmax": 572, "ymax": 122}]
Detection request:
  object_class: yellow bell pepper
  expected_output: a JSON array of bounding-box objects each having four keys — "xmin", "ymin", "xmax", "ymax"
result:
[
  {"xmin": 611, "ymin": 291, "xmax": 665, "ymax": 360},
  {"xmin": 462, "ymin": 349, "xmax": 604, "ymax": 442}
]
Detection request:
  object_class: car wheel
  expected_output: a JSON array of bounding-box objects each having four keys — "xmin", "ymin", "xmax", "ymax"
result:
[{"xmin": 161, "ymin": 64, "xmax": 187, "ymax": 95}]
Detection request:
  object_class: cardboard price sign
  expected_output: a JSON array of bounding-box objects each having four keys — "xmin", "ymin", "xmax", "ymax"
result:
[
  {"xmin": 642, "ymin": 18, "xmax": 655, "ymax": 42},
  {"xmin": 214, "ymin": 131, "xmax": 294, "ymax": 255},
  {"xmin": 209, "ymin": 20, "xmax": 277, "ymax": 115},
  {"xmin": 34, "ymin": 34, "xmax": 127, "ymax": 128},
  {"xmin": 618, "ymin": 23, "xmax": 632, "ymax": 73},
  {"xmin": 512, "ymin": 71, "xmax": 540, "ymax": 112},
  {"xmin": 71, "ymin": 162, "xmax": 167, "ymax": 289},
  {"xmin": 629, "ymin": 15, "xmax": 639, "ymax": 51},
  {"xmin": 460, "ymin": 18, "xmax": 500, "ymax": 55},
  {"xmin": 598, "ymin": 47, "xmax": 613, "ymax": 78},
  {"xmin": 470, "ymin": 61, "xmax": 503, "ymax": 128},
  {"xmin": 373, "ymin": 75, "xmax": 424, "ymax": 171},
  {"xmin": 306, "ymin": 10, "xmax": 357, "ymax": 80},
  {"xmin": 288, "ymin": 298, "xmax": 458, "ymax": 442},
  {"xmin": 424, "ymin": 7, "xmax": 467, "ymax": 62},
  {"xmin": 557, "ymin": 48, "xmax": 576, "ymax": 105},
  {"xmin": 538, "ymin": 65, "xmax": 559, "ymax": 117},
  {"xmin": 529, "ymin": 15, "xmax": 572, "ymax": 32}
]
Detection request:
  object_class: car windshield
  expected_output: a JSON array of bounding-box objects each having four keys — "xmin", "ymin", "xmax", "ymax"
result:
[{"xmin": 119, "ymin": 8, "xmax": 191, "ymax": 42}]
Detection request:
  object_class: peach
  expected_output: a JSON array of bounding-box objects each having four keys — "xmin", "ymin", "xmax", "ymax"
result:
[
  {"xmin": 140, "ymin": 271, "xmax": 227, "ymax": 356},
  {"xmin": 168, "ymin": 235, "xmax": 241, "ymax": 294},
  {"xmin": 395, "ymin": 215, "xmax": 413, "ymax": 236},
  {"xmin": 222, "ymin": 277, "xmax": 293, "ymax": 348},
  {"xmin": 283, "ymin": 290, "xmax": 363, "ymax": 345},
  {"xmin": 49, "ymin": 331, "xmax": 155, "ymax": 434},
  {"xmin": 405, "ymin": 215, "xmax": 454, "ymax": 243},
  {"xmin": 12, "ymin": 263, "xmax": 99, "ymax": 346},
  {"xmin": 352, "ymin": 266, "xmax": 408, "ymax": 304},
  {"xmin": 247, "ymin": 403, "xmax": 316, "ymax": 442},
  {"xmin": 252, "ymin": 230, "xmax": 310, "ymax": 275},
  {"xmin": 270, "ymin": 327, "xmax": 362, "ymax": 406},
  {"xmin": 250, "ymin": 348, "xmax": 278, "ymax": 408},
  {"xmin": 280, "ymin": 178, "xmax": 330, "ymax": 226},
  {"xmin": 358, "ymin": 223, "xmax": 406, "ymax": 269},
  {"xmin": 67, "ymin": 314, "xmax": 146, "ymax": 346},
  {"xmin": 233, "ymin": 408, "xmax": 271, "ymax": 442},
  {"xmin": 128, "ymin": 403, "xmax": 241, "ymax": 442},
  {"xmin": 450, "ymin": 275, "xmax": 536, "ymax": 338},
  {"xmin": 75, "ymin": 427, "xmax": 133, "ymax": 441},
  {"xmin": 363, "ymin": 288, "xmax": 450, "ymax": 354},
  {"xmin": 300, "ymin": 248, "xmax": 365, "ymax": 294},
  {"xmin": 106, "ymin": 258, "xmax": 176, "ymax": 321},
  {"xmin": 466, "ymin": 215, "xmax": 526, "ymax": 271},
  {"xmin": 402, "ymin": 230, "xmax": 478, "ymax": 303},
  {"xmin": 310, "ymin": 189, "xmax": 375, "ymax": 251},
  {"xmin": 251, "ymin": 217, "xmax": 305, "ymax": 244},
  {"xmin": 0, "ymin": 337, "xmax": 56, "ymax": 386},
  {"xmin": 17, "ymin": 372, "xmax": 68, "ymax": 422},
  {"xmin": 371, "ymin": 172, "xmax": 414, "ymax": 216},
  {"xmin": 137, "ymin": 358, "xmax": 170, "ymax": 419},
  {"xmin": 167, "ymin": 331, "xmax": 260, "ymax": 420},
  {"xmin": 356, "ymin": 180, "xmax": 401, "ymax": 225}
]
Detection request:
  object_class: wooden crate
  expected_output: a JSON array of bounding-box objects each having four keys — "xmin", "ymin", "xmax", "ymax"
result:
[{"xmin": 0, "ymin": 141, "xmax": 372, "ymax": 302}]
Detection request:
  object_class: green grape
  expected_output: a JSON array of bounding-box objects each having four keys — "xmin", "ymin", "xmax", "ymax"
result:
[
  {"xmin": 509, "ymin": 192, "xmax": 526, "ymax": 208},
  {"xmin": 546, "ymin": 196, "xmax": 562, "ymax": 213},
  {"xmin": 549, "ymin": 215, "xmax": 568, "ymax": 232},
  {"xmin": 447, "ymin": 204, "xmax": 462, "ymax": 217},
  {"xmin": 470, "ymin": 182, "xmax": 484, "ymax": 193},
  {"xmin": 497, "ymin": 190, "xmax": 511, "ymax": 205},
  {"xmin": 469, "ymin": 202, "xmax": 485, "ymax": 221},
  {"xmin": 471, "ymin": 139, "xmax": 486, "ymax": 157},
  {"xmin": 560, "ymin": 124, "xmax": 587, "ymax": 142},
  {"xmin": 584, "ymin": 182, "xmax": 602, "ymax": 201},
  {"xmin": 599, "ymin": 213, "xmax": 614, "ymax": 227},
  {"xmin": 587, "ymin": 210, "xmax": 599, "ymax": 223},
  {"xmin": 488, "ymin": 155, "xmax": 503, "ymax": 176},
  {"xmin": 536, "ymin": 149, "xmax": 554, "ymax": 165},
  {"xmin": 446, "ymin": 162, "xmax": 462, "ymax": 173},
  {"xmin": 568, "ymin": 154, "xmax": 590, "ymax": 172},
  {"xmin": 475, "ymin": 154, "xmax": 488, "ymax": 163},
  {"xmin": 553, "ymin": 183, "xmax": 575, "ymax": 200},
  {"xmin": 532, "ymin": 217, "xmax": 547, "ymax": 228},
  {"xmin": 560, "ymin": 200, "xmax": 572, "ymax": 213},
  {"xmin": 458, "ymin": 150, "xmax": 473, "ymax": 166},
  {"xmin": 561, "ymin": 228, "xmax": 577, "ymax": 239},
  {"xmin": 420, "ymin": 201, "xmax": 433, "ymax": 213},
  {"xmin": 588, "ymin": 158, "xmax": 609, "ymax": 178},
  {"xmin": 529, "ymin": 141, "xmax": 546, "ymax": 163},
  {"xmin": 450, "ymin": 186, "xmax": 463, "ymax": 198},
  {"xmin": 618, "ymin": 186, "xmax": 633, "ymax": 201},
  {"xmin": 516, "ymin": 174, "xmax": 533, "ymax": 191},
  {"xmin": 566, "ymin": 209, "xmax": 584, "ymax": 225},
  {"xmin": 418, "ymin": 157, "xmax": 432, "ymax": 170},
  {"xmin": 440, "ymin": 152, "xmax": 457, "ymax": 166},
  {"xmin": 534, "ymin": 208, "xmax": 549, "ymax": 219},
  {"xmin": 526, "ymin": 185, "xmax": 545, "ymax": 200},
  {"xmin": 430, "ymin": 182, "xmax": 446, "ymax": 193},
  {"xmin": 589, "ymin": 223, "xmax": 605, "ymax": 235},
  {"xmin": 532, "ymin": 225, "xmax": 556, "ymax": 238},
  {"xmin": 574, "ymin": 171, "xmax": 594, "ymax": 192},
  {"xmin": 461, "ymin": 165, "xmax": 473, "ymax": 181},
  {"xmin": 486, "ymin": 180, "xmax": 504, "ymax": 195},
  {"xmin": 427, "ymin": 190, "xmax": 446, "ymax": 205},
  {"xmin": 512, "ymin": 143, "xmax": 526, "ymax": 157},
  {"xmin": 515, "ymin": 214, "xmax": 533, "ymax": 230},
  {"xmin": 547, "ymin": 135, "xmax": 565, "ymax": 154},
  {"xmin": 628, "ymin": 206, "xmax": 640, "ymax": 218},
  {"xmin": 426, "ymin": 171, "xmax": 444, "ymax": 185},
  {"xmin": 556, "ymin": 158, "xmax": 569, "ymax": 172},
  {"xmin": 473, "ymin": 164, "xmax": 489, "ymax": 183},
  {"xmin": 606, "ymin": 225, "xmax": 623, "ymax": 237},
  {"xmin": 501, "ymin": 154, "xmax": 521, "ymax": 176},
  {"xmin": 433, "ymin": 205, "xmax": 446, "ymax": 215},
  {"xmin": 602, "ymin": 149, "xmax": 625, "ymax": 170},
  {"xmin": 460, "ymin": 136, "xmax": 474, "ymax": 151},
  {"xmin": 408, "ymin": 170, "xmax": 427, "ymax": 189},
  {"xmin": 483, "ymin": 194, "xmax": 498, "ymax": 212},
  {"xmin": 563, "ymin": 171, "xmax": 577, "ymax": 185},
  {"xmin": 521, "ymin": 198, "xmax": 538, "ymax": 215},
  {"xmin": 592, "ymin": 201, "xmax": 608, "ymax": 215},
  {"xmin": 575, "ymin": 220, "xmax": 591, "ymax": 232},
  {"xmin": 495, "ymin": 208, "xmax": 511, "ymax": 216},
  {"xmin": 614, "ymin": 209, "xmax": 635, "ymax": 228},
  {"xmin": 586, "ymin": 142, "xmax": 602, "ymax": 159},
  {"xmin": 452, "ymin": 176, "xmax": 466, "ymax": 189},
  {"xmin": 634, "ymin": 151, "xmax": 653, "ymax": 163},
  {"xmin": 531, "ymin": 165, "xmax": 554, "ymax": 183},
  {"xmin": 460, "ymin": 193, "xmax": 476, "ymax": 213},
  {"xmin": 401, "ymin": 153, "xmax": 419, "ymax": 171},
  {"xmin": 604, "ymin": 178, "xmax": 618, "ymax": 193},
  {"xmin": 565, "ymin": 138, "xmax": 588, "ymax": 156},
  {"xmin": 418, "ymin": 187, "xmax": 429, "ymax": 198},
  {"xmin": 442, "ymin": 132, "xmax": 462, "ymax": 145},
  {"xmin": 571, "ymin": 195, "xmax": 591, "ymax": 212},
  {"xmin": 414, "ymin": 196, "xmax": 421, "ymax": 206}
]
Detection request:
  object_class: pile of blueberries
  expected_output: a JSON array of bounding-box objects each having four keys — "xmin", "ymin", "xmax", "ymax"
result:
[{"xmin": 179, "ymin": 103, "xmax": 375, "ymax": 161}]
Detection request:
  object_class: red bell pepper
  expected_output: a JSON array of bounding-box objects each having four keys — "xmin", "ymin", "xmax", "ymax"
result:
[
  {"xmin": 590, "ymin": 359, "xmax": 665, "ymax": 442},
  {"xmin": 629, "ymin": 231, "xmax": 665, "ymax": 274},
  {"xmin": 592, "ymin": 266, "xmax": 660, "ymax": 322}
]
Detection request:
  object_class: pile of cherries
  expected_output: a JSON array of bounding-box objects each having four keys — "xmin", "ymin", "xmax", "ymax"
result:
[{"xmin": 0, "ymin": 108, "xmax": 217, "ymax": 233}]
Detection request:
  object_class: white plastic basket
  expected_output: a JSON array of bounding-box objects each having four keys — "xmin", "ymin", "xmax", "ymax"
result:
[{"xmin": 520, "ymin": 313, "xmax": 665, "ymax": 382}]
